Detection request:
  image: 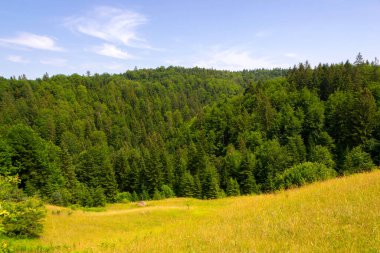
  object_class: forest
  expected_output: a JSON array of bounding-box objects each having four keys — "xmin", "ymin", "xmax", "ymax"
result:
[{"xmin": 0, "ymin": 55, "xmax": 379, "ymax": 207}]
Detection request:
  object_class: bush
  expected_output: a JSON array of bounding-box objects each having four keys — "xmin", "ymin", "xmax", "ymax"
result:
[
  {"xmin": 92, "ymin": 188, "xmax": 106, "ymax": 207},
  {"xmin": 115, "ymin": 192, "xmax": 132, "ymax": 203},
  {"xmin": 160, "ymin": 185, "xmax": 175, "ymax": 198},
  {"xmin": 140, "ymin": 190, "xmax": 150, "ymax": 201},
  {"xmin": 274, "ymin": 162, "xmax": 337, "ymax": 190},
  {"xmin": 153, "ymin": 188, "xmax": 162, "ymax": 200},
  {"xmin": 309, "ymin": 145, "xmax": 335, "ymax": 169},
  {"xmin": 342, "ymin": 146, "xmax": 374, "ymax": 174},
  {"xmin": 0, "ymin": 176, "xmax": 46, "ymax": 237},
  {"xmin": 131, "ymin": 191, "xmax": 139, "ymax": 202},
  {"xmin": 0, "ymin": 240, "xmax": 13, "ymax": 253},
  {"xmin": 1, "ymin": 197, "xmax": 46, "ymax": 238},
  {"xmin": 0, "ymin": 176, "xmax": 46, "ymax": 238}
]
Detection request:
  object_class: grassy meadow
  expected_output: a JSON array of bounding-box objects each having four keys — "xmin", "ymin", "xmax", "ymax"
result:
[{"xmin": 5, "ymin": 170, "xmax": 380, "ymax": 253}]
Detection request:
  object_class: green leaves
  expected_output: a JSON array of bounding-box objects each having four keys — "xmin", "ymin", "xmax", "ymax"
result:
[
  {"xmin": 274, "ymin": 162, "xmax": 337, "ymax": 190},
  {"xmin": 0, "ymin": 176, "xmax": 46, "ymax": 238}
]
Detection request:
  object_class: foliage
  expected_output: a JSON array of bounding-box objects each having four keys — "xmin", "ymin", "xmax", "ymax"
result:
[
  {"xmin": 226, "ymin": 178, "xmax": 240, "ymax": 196},
  {"xmin": 160, "ymin": 185, "xmax": 175, "ymax": 198},
  {"xmin": 342, "ymin": 146, "xmax": 374, "ymax": 174},
  {"xmin": 0, "ymin": 62, "xmax": 378, "ymax": 205},
  {"xmin": 0, "ymin": 176, "xmax": 46, "ymax": 238},
  {"xmin": 274, "ymin": 162, "xmax": 337, "ymax": 190},
  {"xmin": 115, "ymin": 192, "xmax": 132, "ymax": 203}
]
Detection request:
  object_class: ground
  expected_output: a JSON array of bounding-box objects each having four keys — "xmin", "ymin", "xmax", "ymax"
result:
[{"xmin": 5, "ymin": 170, "xmax": 380, "ymax": 252}]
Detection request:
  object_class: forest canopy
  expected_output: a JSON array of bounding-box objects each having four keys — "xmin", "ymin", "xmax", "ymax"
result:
[{"xmin": 0, "ymin": 59, "xmax": 379, "ymax": 206}]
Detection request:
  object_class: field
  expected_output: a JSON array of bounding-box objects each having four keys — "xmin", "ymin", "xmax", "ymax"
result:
[{"xmin": 6, "ymin": 170, "xmax": 380, "ymax": 252}]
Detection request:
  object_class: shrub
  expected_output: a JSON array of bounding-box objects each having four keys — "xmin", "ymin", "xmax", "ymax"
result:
[
  {"xmin": 131, "ymin": 191, "xmax": 139, "ymax": 202},
  {"xmin": 153, "ymin": 188, "xmax": 162, "ymax": 200},
  {"xmin": 115, "ymin": 192, "xmax": 132, "ymax": 203},
  {"xmin": 140, "ymin": 190, "xmax": 150, "ymax": 201},
  {"xmin": 92, "ymin": 188, "xmax": 106, "ymax": 207},
  {"xmin": 1, "ymin": 197, "xmax": 46, "ymax": 238},
  {"xmin": 309, "ymin": 145, "xmax": 335, "ymax": 169},
  {"xmin": 0, "ymin": 176, "xmax": 46, "ymax": 238},
  {"xmin": 274, "ymin": 162, "xmax": 337, "ymax": 190},
  {"xmin": 160, "ymin": 185, "xmax": 175, "ymax": 198},
  {"xmin": 342, "ymin": 146, "xmax": 374, "ymax": 174}
]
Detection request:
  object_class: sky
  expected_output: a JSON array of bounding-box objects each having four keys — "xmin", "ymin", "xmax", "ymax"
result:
[{"xmin": 0, "ymin": 0, "xmax": 379, "ymax": 79}]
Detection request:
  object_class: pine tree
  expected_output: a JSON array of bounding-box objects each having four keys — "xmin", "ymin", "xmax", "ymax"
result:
[
  {"xmin": 131, "ymin": 191, "xmax": 139, "ymax": 202},
  {"xmin": 179, "ymin": 172, "xmax": 194, "ymax": 197},
  {"xmin": 238, "ymin": 154, "xmax": 259, "ymax": 195},
  {"xmin": 226, "ymin": 178, "xmax": 240, "ymax": 196},
  {"xmin": 193, "ymin": 175, "xmax": 202, "ymax": 199},
  {"xmin": 153, "ymin": 188, "xmax": 162, "ymax": 200},
  {"xmin": 202, "ymin": 167, "xmax": 220, "ymax": 199},
  {"xmin": 92, "ymin": 187, "xmax": 106, "ymax": 207}
]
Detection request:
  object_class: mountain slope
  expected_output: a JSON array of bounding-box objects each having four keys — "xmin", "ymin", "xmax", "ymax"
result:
[{"xmin": 10, "ymin": 169, "xmax": 380, "ymax": 252}]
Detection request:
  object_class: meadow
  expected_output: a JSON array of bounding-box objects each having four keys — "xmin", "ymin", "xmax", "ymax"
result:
[{"xmin": 6, "ymin": 170, "xmax": 380, "ymax": 253}]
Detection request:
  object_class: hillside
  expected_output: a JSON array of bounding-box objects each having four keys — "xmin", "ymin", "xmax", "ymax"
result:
[
  {"xmin": 0, "ymin": 62, "xmax": 379, "ymax": 206},
  {"xmin": 8, "ymin": 170, "xmax": 380, "ymax": 252}
]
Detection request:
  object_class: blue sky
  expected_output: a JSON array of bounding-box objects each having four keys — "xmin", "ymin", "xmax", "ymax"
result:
[{"xmin": 0, "ymin": 0, "xmax": 379, "ymax": 79}]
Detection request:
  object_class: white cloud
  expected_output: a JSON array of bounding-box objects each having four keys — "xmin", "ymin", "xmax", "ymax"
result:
[
  {"xmin": 93, "ymin": 43, "xmax": 134, "ymax": 59},
  {"xmin": 194, "ymin": 48, "xmax": 276, "ymax": 70},
  {"xmin": 40, "ymin": 58, "xmax": 67, "ymax": 67},
  {"xmin": 0, "ymin": 33, "xmax": 63, "ymax": 51},
  {"xmin": 66, "ymin": 6, "xmax": 149, "ymax": 48},
  {"xmin": 7, "ymin": 55, "xmax": 29, "ymax": 64}
]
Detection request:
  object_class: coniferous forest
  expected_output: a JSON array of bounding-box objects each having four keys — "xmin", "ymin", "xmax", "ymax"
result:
[{"xmin": 1, "ymin": 56, "xmax": 379, "ymax": 207}]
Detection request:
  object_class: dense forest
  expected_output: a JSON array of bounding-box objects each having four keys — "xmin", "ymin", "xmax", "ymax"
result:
[{"xmin": 0, "ymin": 55, "xmax": 379, "ymax": 206}]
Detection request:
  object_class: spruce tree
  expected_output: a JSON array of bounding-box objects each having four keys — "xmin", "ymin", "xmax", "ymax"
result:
[
  {"xmin": 179, "ymin": 172, "xmax": 194, "ymax": 197},
  {"xmin": 202, "ymin": 167, "xmax": 220, "ymax": 199},
  {"xmin": 238, "ymin": 154, "xmax": 259, "ymax": 195},
  {"xmin": 193, "ymin": 175, "xmax": 202, "ymax": 199},
  {"xmin": 226, "ymin": 178, "xmax": 240, "ymax": 196}
]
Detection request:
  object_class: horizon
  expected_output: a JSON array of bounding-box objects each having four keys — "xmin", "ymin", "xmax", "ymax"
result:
[{"xmin": 1, "ymin": 0, "xmax": 379, "ymax": 79}]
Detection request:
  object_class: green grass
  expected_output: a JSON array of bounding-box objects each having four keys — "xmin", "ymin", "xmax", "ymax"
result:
[{"xmin": 3, "ymin": 170, "xmax": 380, "ymax": 252}]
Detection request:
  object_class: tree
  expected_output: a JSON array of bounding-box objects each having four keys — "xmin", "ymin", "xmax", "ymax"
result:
[
  {"xmin": 238, "ymin": 154, "xmax": 259, "ymax": 195},
  {"xmin": 92, "ymin": 187, "xmax": 106, "ymax": 207},
  {"xmin": 326, "ymin": 90, "xmax": 377, "ymax": 153},
  {"xmin": 193, "ymin": 175, "xmax": 202, "ymax": 199},
  {"xmin": 309, "ymin": 145, "xmax": 335, "ymax": 169},
  {"xmin": 179, "ymin": 172, "xmax": 194, "ymax": 197},
  {"xmin": 76, "ymin": 144, "xmax": 117, "ymax": 201},
  {"xmin": 226, "ymin": 178, "xmax": 240, "ymax": 196},
  {"xmin": 354, "ymin": 52, "xmax": 364, "ymax": 65},
  {"xmin": 342, "ymin": 146, "xmax": 374, "ymax": 174},
  {"xmin": 5, "ymin": 124, "xmax": 64, "ymax": 198},
  {"xmin": 201, "ymin": 167, "xmax": 220, "ymax": 199},
  {"xmin": 160, "ymin": 185, "xmax": 175, "ymax": 198},
  {"xmin": 0, "ymin": 176, "xmax": 46, "ymax": 238}
]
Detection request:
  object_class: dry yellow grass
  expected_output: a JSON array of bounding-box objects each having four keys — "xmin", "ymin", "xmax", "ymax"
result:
[{"xmin": 9, "ymin": 170, "xmax": 380, "ymax": 252}]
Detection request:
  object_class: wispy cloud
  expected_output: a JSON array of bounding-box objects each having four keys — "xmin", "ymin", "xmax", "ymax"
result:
[
  {"xmin": 40, "ymin": 58, "xmax": 67, "ymax": 67},
  {"xmin": 7, "ymin": 55, "xmax": 29, "ymax": 64},
  {"xmin": 66, "ymin": 6, "xmax": 149, "ymax": 48},
  {"xmin": 93, "ymin": 43, "xmax": 134, "ymax": 59},
  {"xmin": 194, "ymin": 47, "xmax": 276, "ymax": 70},
  {"xmin": 0, "ymin": 33, "xmax": 63, "ymax": 51}
]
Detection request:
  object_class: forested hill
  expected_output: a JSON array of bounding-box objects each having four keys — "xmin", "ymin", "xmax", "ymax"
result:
[{"xmin": 0, "ymin": 61, "xmax": 379, "ymax": 206}]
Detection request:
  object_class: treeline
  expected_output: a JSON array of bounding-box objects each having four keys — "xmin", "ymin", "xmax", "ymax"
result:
[{"xmin": 0, "ymin": 59, "xmax": 379, "ymax": 206}]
